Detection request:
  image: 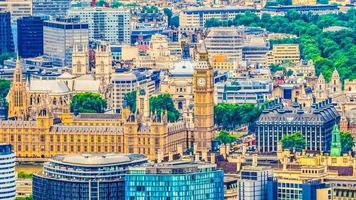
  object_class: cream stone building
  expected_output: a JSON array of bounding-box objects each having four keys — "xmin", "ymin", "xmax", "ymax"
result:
[
  {"xmin": 2, "ymin": 43, "xmax": 216, "ymax": 161},
  {"xmin": 161, "ymin": 60, "xmax": 195, "ymax": 124},
  {"xmin": 134, "ymin": 34, "xmax": 180, "ymax": 70},
  {"xmin": 267, "ymin": 44, "xmax": 300, "ymax": 65}
]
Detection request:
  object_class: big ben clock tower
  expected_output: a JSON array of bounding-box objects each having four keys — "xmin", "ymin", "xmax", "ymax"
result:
[{"xmin": 193, "ymin": 41, "xmax": 214, "ymax": 152}]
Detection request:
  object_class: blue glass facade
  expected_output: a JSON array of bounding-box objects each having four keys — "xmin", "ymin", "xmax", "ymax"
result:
[
  {"xmin": 0, "ymin": 12, "xmax": 14, "ymax": 53},
  {"xmin": 267, "ymin": 178, "xmax": 331, "ymax": 200},
  {"xmin": 125, "ymin": 163, "xmax": 224, "ymax": 200},
  {"xmin": 33, "ymin": 177, "xmax": 125, "ymax": 200},
  {"xmin": 17, "ymin": 16, "xmax": 44, "ymax": 58},
  {"xmin": 32, "ymin": 153, "xmax": 148, "ymax": 200}
]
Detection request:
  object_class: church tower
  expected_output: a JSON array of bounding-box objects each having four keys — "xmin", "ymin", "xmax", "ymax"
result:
[
  {"xmin": 8, "ymin": 58, "xmax": 28, "ymax": 120},
  {"xmin": 136, "ymin": 87, "xmax": 150, "ymax": 120},
  {"xmin": 193, "ymin": 41, "xmax": 214, "ymax": 152},
  {"xmin": 330, "ymin": 124, "xmax": 341, "ymax": 157},
  {"xmin": 72, "ymin": 44, "xmax": 88, "ymax": 76},
  {"xmin": 330, "ymin": 69, "xmax": 342, "ymax": 96},
  {"xmin": 95, "ymin": 44, "xmax": 112, "ymax": 86},
  {"xmin": 315, "ymin": 73, "xmax": 327, "ymax": 101}
]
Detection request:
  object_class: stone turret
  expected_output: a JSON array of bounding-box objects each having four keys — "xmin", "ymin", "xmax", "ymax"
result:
[
  {"xmin": 72, "ymin": 44, "xmax": 89, "ymax": 76},
  {"xmin": 330, "ymin": 69, "xmax": 342, "ymax": 96}
]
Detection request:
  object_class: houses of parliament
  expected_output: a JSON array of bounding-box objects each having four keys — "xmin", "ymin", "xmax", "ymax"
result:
[{"xmin": 0, "ymin": 43, "xmax": 215, "ymax": 161}]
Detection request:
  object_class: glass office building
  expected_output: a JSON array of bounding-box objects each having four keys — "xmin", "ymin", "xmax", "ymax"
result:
[
  {"xmin": 125, "ymin": 161, "xmax": 224, "ymax": 200},
  {"xmin": 17, "ymin": 16, "xmax": 43, "ymax": 58},
  {"xmin": 0, "ymin": 144, "xmax": 16, "ymax": 200},
  {"xmin": 0, "ymin": 12, "xmax": 14, "ymax": 53},
  {"xmin": 33, "ymin": 153, "xmax": 148, "ymax": 200}
]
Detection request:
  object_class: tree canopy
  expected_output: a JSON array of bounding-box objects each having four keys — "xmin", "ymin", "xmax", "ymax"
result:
[
  {"xmin": 205, "ymin": 9, "xmax": 356, "ymax": 82},
  {"xmin": 216, "ymin": 130, "xmax": 236, "ymax": 145},
  {"xmin": 281, "ymin": 132, "xmax": 305, "ymax": 151},
  {"xmin": 141, "ymin": 6, "xmax": 159, "ymax": 13},
  {"xmin": 70, "ymin": 92, "xmax": 107, "ymax": 114},
  {"xmin": 0, "ymin": 79, "xmax": 10, "ymax": 99},
  {"xmin": 0, "ymin": 52, "xmax": 15, "ymax": 65},
  {"xmin": 340, "ymin": 131, "xmax": 355, "ymax": 154},
  {"xmin": 123, "ymin": 91, "xmax": 136, "ymax": 113},
  {"xmin": 149, "ymin": 94, "xmax": 180, "ymax": 122},
  {"xmin": 214, "ymin": 103, "xmax": 262, "ymax": 130}
]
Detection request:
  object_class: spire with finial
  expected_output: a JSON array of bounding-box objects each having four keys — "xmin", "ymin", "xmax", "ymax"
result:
[{"xmin": 330, "ymin": 124, "xmax": 342, "ymax": 157}]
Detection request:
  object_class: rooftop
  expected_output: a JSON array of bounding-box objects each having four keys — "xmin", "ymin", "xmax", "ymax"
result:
[{"xmin": 50, "ymin": 153, "xmax": 147, "ymax": 166}]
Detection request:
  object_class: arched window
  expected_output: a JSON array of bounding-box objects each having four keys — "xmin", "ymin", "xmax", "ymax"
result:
[{"xmin": 178, "ymin": 102, "xmax": 183, "ymax": 110}]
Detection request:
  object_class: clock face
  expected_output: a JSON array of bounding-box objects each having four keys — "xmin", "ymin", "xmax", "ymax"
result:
[{"xmin": 197, "ymin": 78, "xmax": 206, "ymax": 87}]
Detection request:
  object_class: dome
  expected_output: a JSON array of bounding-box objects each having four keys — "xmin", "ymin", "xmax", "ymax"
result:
[{"xmin": 170, "ymin": 60, "xmax": 194, "ymax": 77}]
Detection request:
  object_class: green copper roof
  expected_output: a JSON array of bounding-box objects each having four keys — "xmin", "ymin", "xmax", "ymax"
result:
[{"xmin": 330, "ymin": 124, "xmax": 341, "ymax": 157}]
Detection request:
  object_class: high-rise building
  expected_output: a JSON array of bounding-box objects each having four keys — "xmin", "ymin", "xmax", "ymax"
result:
[
  {"xmin": 33, "ymin": 153, "xmax": 148, "ymax": 200},
  {"xmin": 125, "ymin": 161, "xmax": 224, "ymax": 200},
  {"xmin": 193, "ymin": 42, "xmax": 215, "ymax": 152},
  {"xmin": 0, "ymin": 12, "xmax": 14, "ymax": 53},
  {"xmin": 0, "ymin": 144, "xmax": 16, "ymax": 200},
  {"xmin": 32, "ymin": 0, "xmax": 71, "ymax": 18},
  {"xmin": 255, "ymin": 97, "xmax": 340, "ymax": 153},
  {"xmin": 0, "ymin": 0, "xmax": 31, "ymax": 23},
  {"xmin": 17, "ymin": 16, "xmax": 43, "ymax": 58},
  {"xmin": 67, "ymin": 7, "xmax": 131, "ymax": 44},
  {"xmin": 43, "ymin": 18, "xmax": 89, "ymax": 67},
  {"xmin": 205, "ymin": 27, "xmax": 244, "ymax": 62}
]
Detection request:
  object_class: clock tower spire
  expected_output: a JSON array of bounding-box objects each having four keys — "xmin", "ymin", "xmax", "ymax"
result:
[{"xmin": 193, "ymin": 41, "xmax": 214, "ymax": 152}]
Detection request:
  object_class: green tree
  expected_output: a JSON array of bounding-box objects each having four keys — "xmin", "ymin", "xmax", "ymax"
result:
[
  {"xmin": 111, "ymin": 0, "xmax": 123, "ymax": 7},
  {"xmin": 216, "ymin": 130, "xmax": 235, "ymax": 145},
  {"xmin": 0, "ymin": 52, "xmax": 16, "ymax": 65},
  {"xmin": 163, "ymin": 8, "xmax": 172, "ymax": 26},
  {"xmin": 214, "ymin": 103, "xmax": 262, "ymax": 130},
  {"xmin": 281, "ymin": 132, "xmax": 305, "ymax": 151},
  {"xmin": 0, "ymin": 79, "xmax": 11, "ymax": 99},
  {"xmin": 17, "ymin": 171, "xmax": 33, "ymax": 179},
  {"xmin": 16, "ymin": 195, "xmax": 33, "ymax": 200},
  {"xmin": 170, "ymin": 16, "xmax": 179, "ymax": 27},
  {"xmin": 70, "ymin": 92, "xmax": 107, "ymax": 113},
  {"xmin": 149, "ymin": 94, "xmax": 180, "ymax": 122},
  {"xmin": 96, "ymin": 0, "xmax": 106, "ymax": 7},
  {"xmin": 340, "ymin": 131, "xmax": 355, "ymax": 154},
  {"xmin": 123, "ymin": 91, "xmax": 136, "ymax": 113}
]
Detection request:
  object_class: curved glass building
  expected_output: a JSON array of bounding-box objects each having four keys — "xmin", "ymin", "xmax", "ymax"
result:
[
  {"xmin": 33, "ymin": 153, "xmax": 147, "ymax": 200},
  {"xmin": 0, "ymin": 144, "xmax": 16, "ymax": 200}
]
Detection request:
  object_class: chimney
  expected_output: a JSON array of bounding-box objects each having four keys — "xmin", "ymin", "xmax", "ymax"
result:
[
  {"xmin": 252, "ymin": 154, "xmax": 258, "ymax": 167},
  {"xmin": 210, "ymin": 153, "xmax": 216, "ymax": 164}
]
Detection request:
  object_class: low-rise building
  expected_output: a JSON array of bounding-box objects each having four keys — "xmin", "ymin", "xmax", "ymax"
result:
[
  {"xmin": 33, "ymin": 153, "xmax": 148, "ymax": 200},
  {"xmin": 255, "ymin": 97, "xmax": 340, "ymax": 153},
  {"xmin": 215, "ymin": 77, "xmax": 272, "ymax": 104},
  {"xmin": 267, "ymin": 44, "xmax": 300, "ymax": 65}
]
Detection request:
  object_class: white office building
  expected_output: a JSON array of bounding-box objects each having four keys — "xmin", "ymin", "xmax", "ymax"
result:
[
  {"xmin": 67, "ymin": 7, "xmax": 131, "ymax": 44},
  {"xmin": 237, "ymin": 165, "xmax": 272, "ymax": 200},
  {"xmin": 0, "ymin": 144, "xmax": 16, "ymax": 200},
  {"xmin": 205, "ymin": 27, "xmax": 244, "ymax": 62},
  {"xmin": 43, "ymin": 18, "xmax": 89, "ymax": 67}
]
